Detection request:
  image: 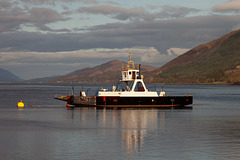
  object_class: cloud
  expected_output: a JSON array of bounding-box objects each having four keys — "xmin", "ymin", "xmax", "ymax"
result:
[
  {"xmin": 28, "ymin": 7, "xmax": 69, "ymax": 31},
  {"xmin": 0, "ymin": 0, "xmax": 12, "ymax": 8},
  {"xmin": 29, "ymin": 8, "xmax": 64, "ymax": 24},
  {"xmin": 0, "ymin": 48, "xmax": 157, "ymax": 64},
  {"xmin": 0, "ymin": 1, "xmax": 69, "ymax": 33},
  {"xmin": 21, "ymin": 0, "xmax": 55, "ymax": 5},
  {"xmin": 140, "ymin": 47, "xmax": 190, "ymax": 64},
  {"xmin": 157, "ymin": 5, "xmax": 200, "ymax": 19},
  {"xmin": 78, "ymin": 5, "xmax": 149, "ymax": 21},
  {"xmin": 213, "ymin": 0, "xmax": 240, "ymax": 12},
  {"xmin": 2, "ymin": 14, "xmax": 240, "ymax": 54},
  {"xmin": 77, "ymin": 5, "xmax": 200, "ymax": 21},
  {"xmin": 232, "ymin": 23, "xmax": 240, "ymax": 30},
  {"xmin": 140, "ymin": 48, "xmax": 168, "ymax": 63},
  {"xmin": 21, "ymin": 0, "xmax": 98, "ymax": 5},
  {"xmin": 82, "ymin": 0, "xmax": 98, "ymax": 4},
  {"xmin": 167, "ymin": 48, "xmax": 190, "ymax": 56},
  {"xmin": 0, "ymin": 4, "xmax": 29, "ymax": 33}
]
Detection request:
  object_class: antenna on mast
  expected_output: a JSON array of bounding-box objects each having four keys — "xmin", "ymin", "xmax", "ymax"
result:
[
  {"xmin": 129, "ymin": 50, "xmax": 132, "ymax": 61},
  {"xmin": 127, "ymin": 50, "xmax": 135, "ymax": 70}
]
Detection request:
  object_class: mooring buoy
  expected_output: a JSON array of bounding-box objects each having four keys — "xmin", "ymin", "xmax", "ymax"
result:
[{"xmin": 17, "ymin": 100, "xmax": 24, "ymax": 108}]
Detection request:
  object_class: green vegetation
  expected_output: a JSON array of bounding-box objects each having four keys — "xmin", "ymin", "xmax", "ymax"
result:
[{"xmin": 154, "ymin": 30, "xmax": 240, "ymax": 84}]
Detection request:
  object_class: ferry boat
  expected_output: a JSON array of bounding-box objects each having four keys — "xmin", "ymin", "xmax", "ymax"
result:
[{"xmin": 55, "ymin": 51, "xmax": 193, "ymax": 108}]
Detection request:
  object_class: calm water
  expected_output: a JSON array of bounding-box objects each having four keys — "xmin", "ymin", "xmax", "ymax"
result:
[{"xmin": 0, "ymin": 83, "xmax": 240, "ymax": 160}]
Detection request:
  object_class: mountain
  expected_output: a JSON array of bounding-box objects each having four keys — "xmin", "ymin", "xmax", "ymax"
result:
[
  {"xmin": 145, "ymin": 29, "xmax": 240, "ymax": 84},
  {"xmin": 48, "ymin": 29, "xmax": 240, "ymax": 84},
  {"xmin": 0, "ymin": 68, "xmax": 23, "ymax": 82},
  {"xmin": 48, "ymin": 60, "xmax": 157, "ymax": 83}
]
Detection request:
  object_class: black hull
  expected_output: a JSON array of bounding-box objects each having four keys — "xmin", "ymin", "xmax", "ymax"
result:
[{"xmin": 67, "ymin": 95, "xmax": 193, "ymax": 108}]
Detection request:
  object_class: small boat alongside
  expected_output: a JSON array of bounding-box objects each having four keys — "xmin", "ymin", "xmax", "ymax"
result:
[{"xmin": 55, "ymin": 51, "xmax": 193, "ymax": 108}]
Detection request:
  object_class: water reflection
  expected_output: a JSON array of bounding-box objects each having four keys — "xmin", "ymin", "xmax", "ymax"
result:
[
  {"xmin": 120, "ymin": 109, "xmax": 158, "ymax": 159},
  {"xmin": 67, "ymin": 108, "xmax": 165, "ymax": 159}
]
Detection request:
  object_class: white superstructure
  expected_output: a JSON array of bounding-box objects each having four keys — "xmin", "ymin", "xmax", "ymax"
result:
[{"xmin": 98, "ymin": 51, "xmax": 159, "ymax": 97}]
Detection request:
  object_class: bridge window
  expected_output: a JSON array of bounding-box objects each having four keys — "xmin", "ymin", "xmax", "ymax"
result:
[{"xmin": 134, "ymin": 82, "xmax": 145, "ymax": 92}]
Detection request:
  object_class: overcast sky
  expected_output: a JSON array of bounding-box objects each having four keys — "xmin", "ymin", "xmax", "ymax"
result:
[{"xmin": 0, "ymin": 0, "xmax": 240, "ymax": 79}]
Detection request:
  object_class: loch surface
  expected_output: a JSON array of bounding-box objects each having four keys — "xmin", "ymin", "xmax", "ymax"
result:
[{"xmin": 0, "ymin": 83, "xmax": 240, "ymax": 160}]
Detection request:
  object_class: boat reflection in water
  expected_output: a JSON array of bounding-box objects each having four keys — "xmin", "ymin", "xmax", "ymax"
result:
[
  {"xmin": 121, "ymin": 109, "xmax": 157, "ymax": 159},
  {"xmin": 67, "ymin": 107, "xmax": 166, "ymax": 158}
]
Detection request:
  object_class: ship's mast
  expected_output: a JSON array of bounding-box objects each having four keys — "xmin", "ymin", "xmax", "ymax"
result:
[{"xmin": 127, "ymin": 50, "xmax": 135, "ymax": 70}]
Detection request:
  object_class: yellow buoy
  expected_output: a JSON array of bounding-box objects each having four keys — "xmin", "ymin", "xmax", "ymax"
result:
[{"xmin": 17, "ymin": 100, "xmax": 24, "ymax": 108}]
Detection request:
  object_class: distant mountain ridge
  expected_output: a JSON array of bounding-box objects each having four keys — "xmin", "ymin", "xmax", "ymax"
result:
[
  {"xmin": 145, "ymin": 29, "xmax": 240, "ymax": 84},
  {"xmin": 48, "ymin": 60, "xmax": 157, "ymax": 83},
  {"xmin": 0, "ymin": 68, "xmax": 23, "ymax": 82}
]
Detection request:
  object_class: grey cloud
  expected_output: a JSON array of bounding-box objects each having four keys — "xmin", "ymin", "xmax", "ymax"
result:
[
  {"xmin": 0, "ymin": 31, "xmax": 82, "ymax": 52},
  {"xmin": 0, "ymin": 1, "xmax": 69, "ymax": 33},
  {"xmin": 28, "ymin": 7, "xmax": 69, "ymax": 31},
  {"xmin": 0, "ymin": 6, "xmax": 29, "ymax": 32},
  {"xmin": 21, "ymin": 0, "xmax": 54, "ymax": 4},
  {"xmin": 105, "ymin": 1, "xmax": 119, "ymax": 5},
  {"xmin": 29, "ymin": 7, "xmax": 64, "ymax": 23},
  {"xmin": 77, "ymin": 5, "xmax": 200, "ymax": 21},
  {"xmin": 78, "ymin": 5, "xmax": 148, "ymax": 21},
  {"xmin": 0, "ymin": 1, "xmax": 201, "ymax": 35},
  {"xmin": 85, "ymin": 14, "xmax": 240, "ymax": 51},
  {"xmin": 1, "ymin": 15, "xmax": 240, "ymax": 53},
  {"xmin": 157, "ymin": 5, "xmax": 200, "ymax": 18},
  {"xmin": 0, "ymin": 0, "xmax": 12, "ymax": 8},
  {"xmin": 82, "ymin": 0, "xmax": 98, "ymax": 4},
  {"xmin": 21, "ymin": 0, "xmax": 98, "ymax": 5}
]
